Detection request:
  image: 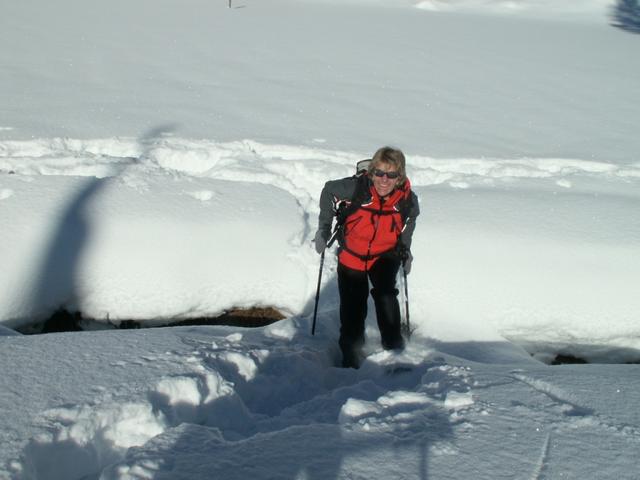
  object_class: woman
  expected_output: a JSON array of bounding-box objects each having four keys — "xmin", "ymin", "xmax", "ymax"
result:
[{"xmin": 315, "ymin": 146, "xmax": 420, "ymax": 368}]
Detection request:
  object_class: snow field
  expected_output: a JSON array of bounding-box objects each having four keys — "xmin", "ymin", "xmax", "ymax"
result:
[
  {"xmin": 2, "ymin": 0, "xmax": 640, "ymax": 477},
  {"xmin": 8, "ymin": 324, "xmax": 639, "ymax": 479},
  {"xmin": 2, "ymin": 0, "xmax": 639, "ymax": 164}
]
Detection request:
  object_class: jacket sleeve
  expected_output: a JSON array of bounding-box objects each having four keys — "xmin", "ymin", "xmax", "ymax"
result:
[
  {"xmin": 400, "ymin": 190, "xmax": 420, "ymax": 250},
  {"xmin": 317, "ymin": 176, "xmax": 358, "ymax": 236}
]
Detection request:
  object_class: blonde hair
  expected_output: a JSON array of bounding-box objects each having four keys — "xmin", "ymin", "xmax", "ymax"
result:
[{"xmin": 368, "ymin": 146, "xmax": 406, "ymax": 184}]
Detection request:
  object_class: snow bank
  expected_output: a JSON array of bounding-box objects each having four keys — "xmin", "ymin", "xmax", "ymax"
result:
[
  {"xmin": 0, "ymin": 165, "xmax": 308, "ymax": 325},
  {"xmin": 2, "ymin": 137, "xmax": 640, "ymax": 360}
]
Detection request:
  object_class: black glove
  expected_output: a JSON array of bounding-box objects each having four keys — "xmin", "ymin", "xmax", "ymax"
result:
[
  {"xmin": 314, "ymin": 229, "xmax": 329, "ymax": 254},
  {"xmin": 399, "ymin": 246, "xmax": 413, "ymax": 274}
]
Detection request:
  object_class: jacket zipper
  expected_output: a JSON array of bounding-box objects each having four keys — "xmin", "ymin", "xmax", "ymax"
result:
[{"xmin": 364, "ymin": 196, "xmax": 384, "ymax": 271}]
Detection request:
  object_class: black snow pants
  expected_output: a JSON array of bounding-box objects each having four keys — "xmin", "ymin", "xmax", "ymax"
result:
[{"xmin": 337, "ymin": 255, "xmax": 405, "ymax": 368}]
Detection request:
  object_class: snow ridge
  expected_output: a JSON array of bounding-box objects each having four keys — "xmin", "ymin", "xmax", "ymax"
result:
[{"xmin": 3, "ymin": 137, "xmax": 638, "ymax": 189}]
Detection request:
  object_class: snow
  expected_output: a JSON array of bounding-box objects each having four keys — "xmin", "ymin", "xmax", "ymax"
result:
[
  {"xmin": 2, "ymin": 0, "xmax": 640, "ymax": 478},
  {"xmin": 5, "ymin": 329, "xmax": 640, "ymax": 479}
]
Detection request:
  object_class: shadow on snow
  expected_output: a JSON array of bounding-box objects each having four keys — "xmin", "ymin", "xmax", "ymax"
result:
[{"xmin": 24, "ymin": 125, "xmax": 177, "ymax": 333}]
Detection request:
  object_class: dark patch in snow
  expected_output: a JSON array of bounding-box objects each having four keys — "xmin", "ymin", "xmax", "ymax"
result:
[
  {"xmin": 536, "ymin": 350, "xmax": 640, "ymax": 366},
  {"xmin": 16, "ymin": 306, "xmax": 285, "ymax": 335},
  {"xmin": 551, "ymin": 354, "xmax": 588, "ymax": 365},
  {"xmin": 168, "ymin": 307, "xmax": 285, "ymax": 329},
  {"xmin": 16, "ymin": 308, "xmax": 84, "ymax": 334},
  {"xmin": 502, "ymin": 336, "xmax": 640, "ymax": 365}
]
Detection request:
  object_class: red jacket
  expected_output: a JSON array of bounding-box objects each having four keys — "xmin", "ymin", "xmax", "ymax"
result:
[{"xmin": 339, "ymin": 179, "xmax": 413, "ymax": 271}]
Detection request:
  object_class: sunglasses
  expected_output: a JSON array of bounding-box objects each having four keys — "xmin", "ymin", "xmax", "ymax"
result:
[{"xmin": 373, "ymin": 168, "xmax": 400, "ymax": 180}]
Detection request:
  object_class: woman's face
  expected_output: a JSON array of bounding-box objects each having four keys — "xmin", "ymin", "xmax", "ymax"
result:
[{"xmin": 371, "ymin": 162, "xmax": 400, "ymax": 198}]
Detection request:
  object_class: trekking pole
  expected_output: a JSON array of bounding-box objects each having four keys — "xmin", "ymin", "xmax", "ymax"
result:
[
  {"xmin": 311, "ymin": 249, "xmax": 325, "ymax": 335},
  {"xmin": 311, "ymin": 228, "xmax": 339, "ymax": 335},
  {"xmin": 401, "ymin": 265, "xmax": 411, "ymax": 339}
]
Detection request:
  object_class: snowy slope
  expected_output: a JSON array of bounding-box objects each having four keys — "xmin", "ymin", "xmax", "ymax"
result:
[{"xmin": 2, "ymin": 0, "xmax": 640, "ymax": 479}]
